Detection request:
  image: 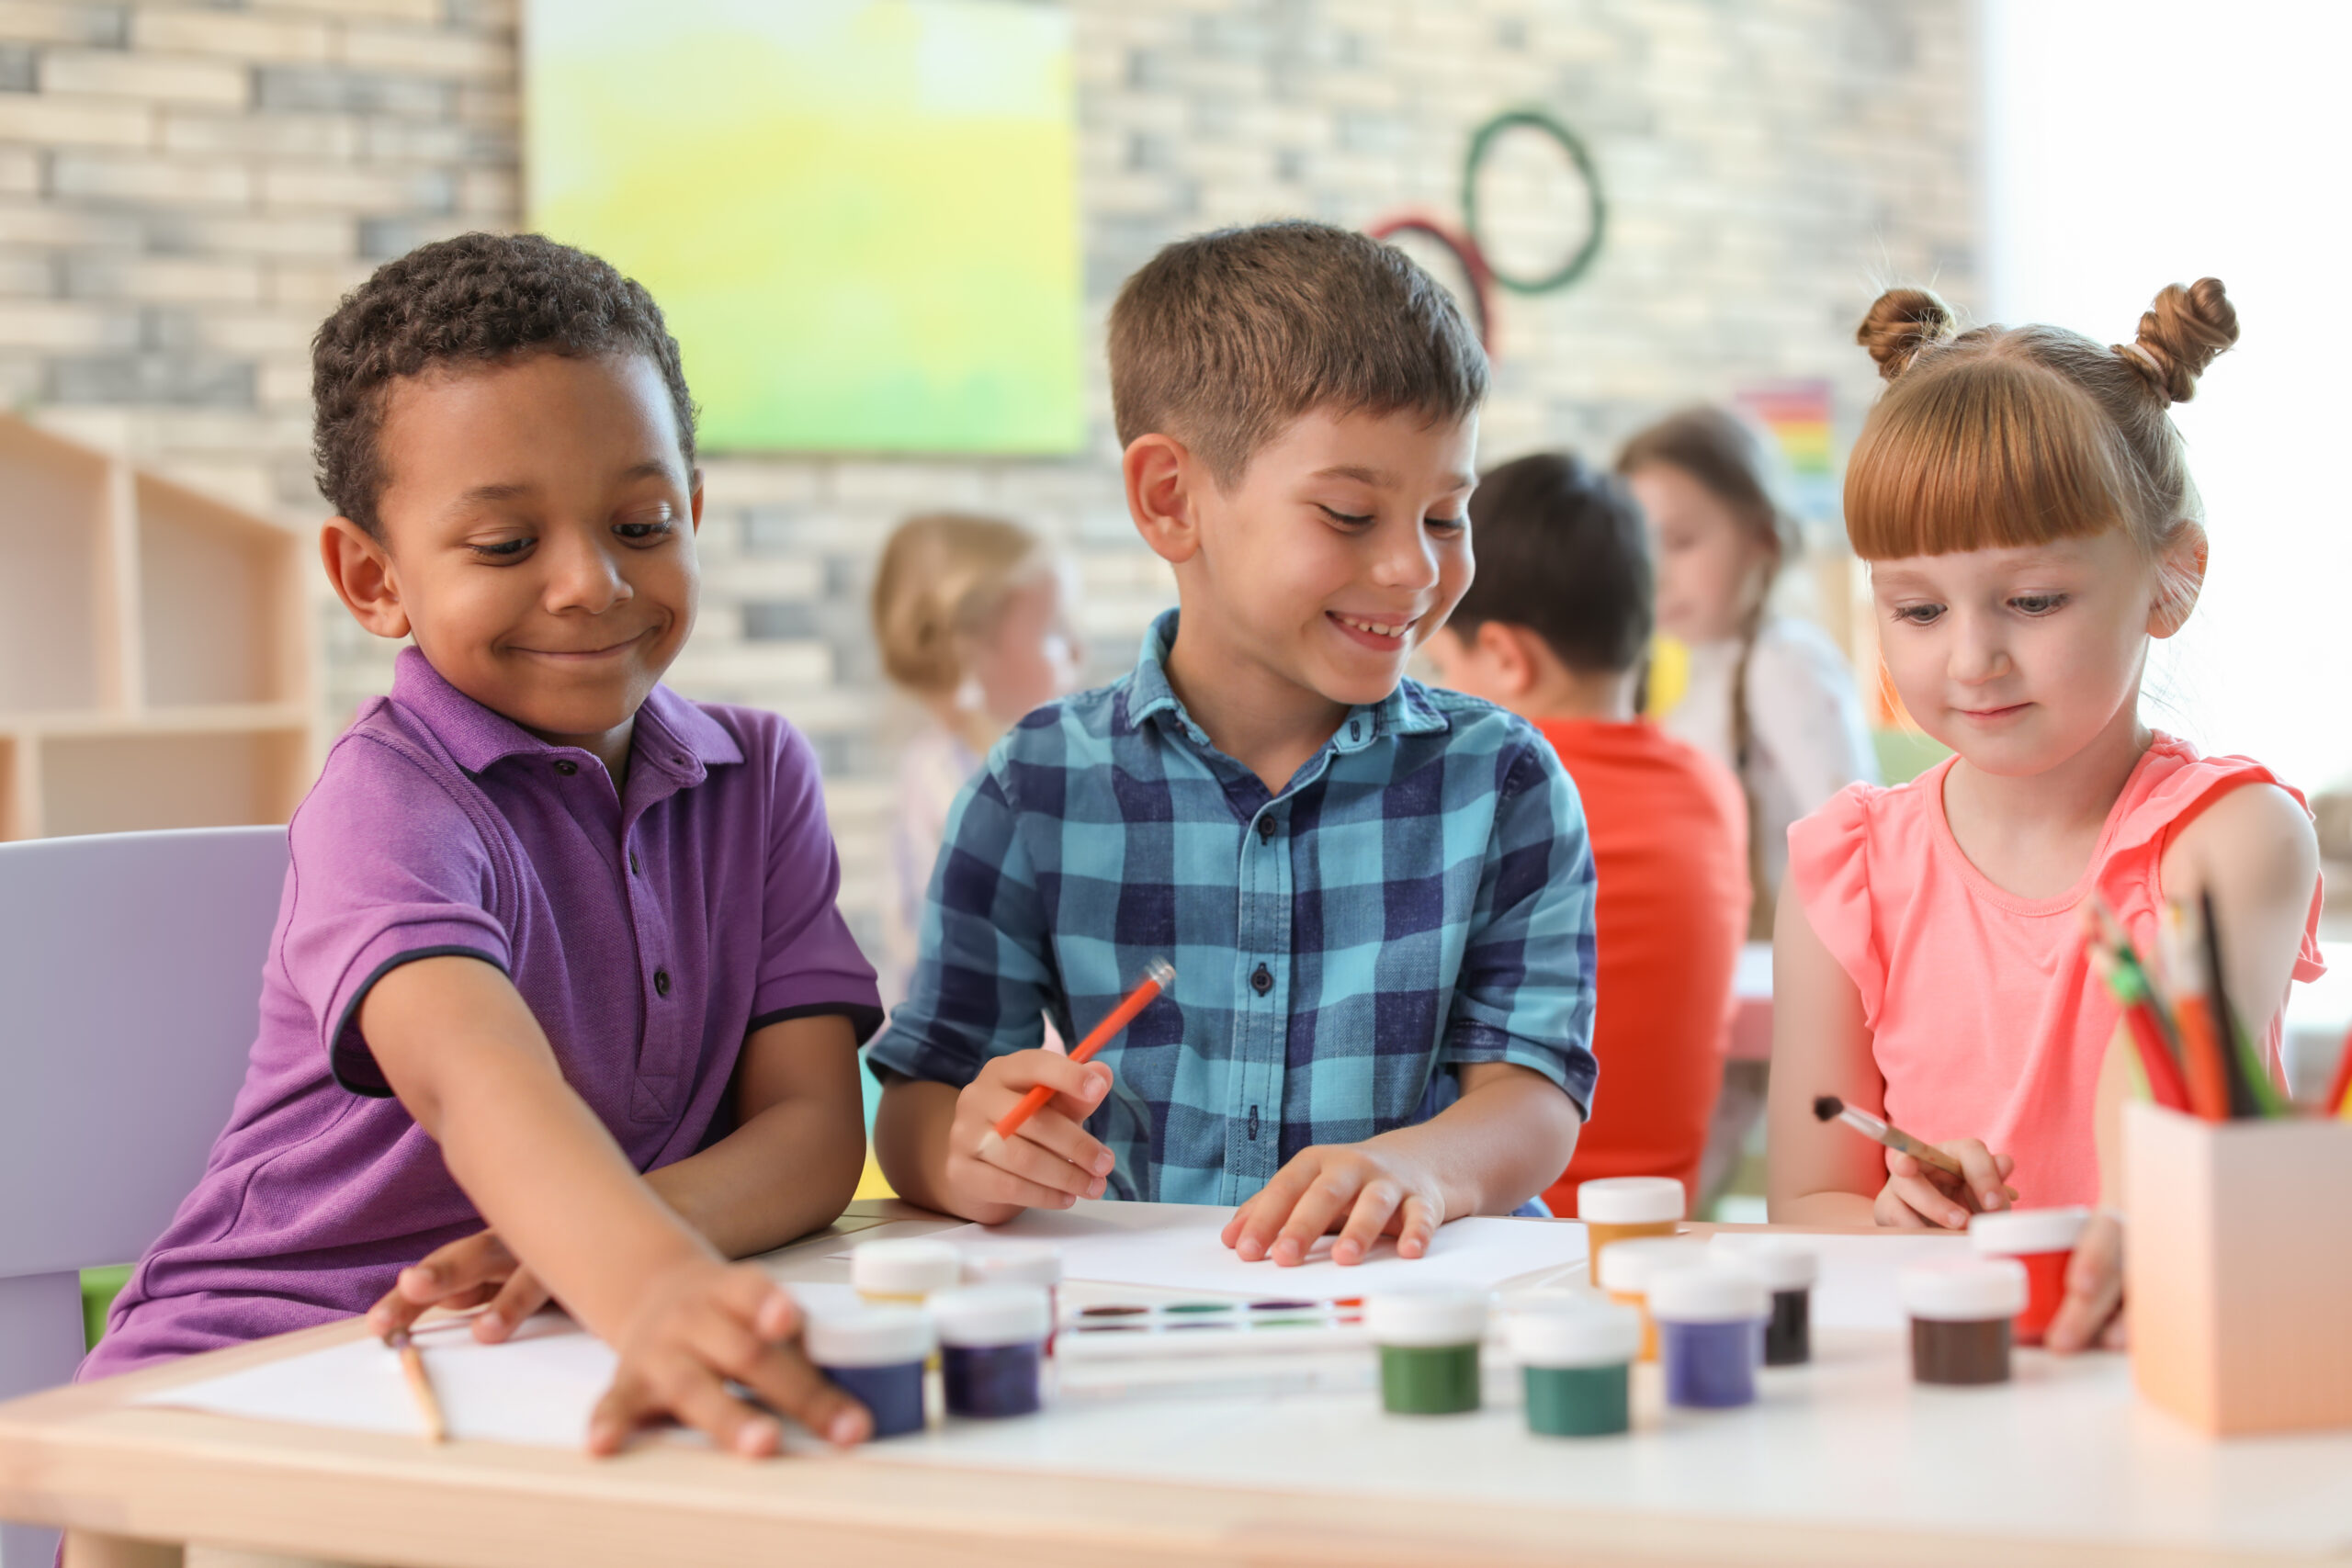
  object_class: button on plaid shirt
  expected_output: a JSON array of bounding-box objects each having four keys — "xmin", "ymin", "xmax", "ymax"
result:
[{"xmin": 867, "ymin": 612, "xmax": 1599, "ymax": 1206}]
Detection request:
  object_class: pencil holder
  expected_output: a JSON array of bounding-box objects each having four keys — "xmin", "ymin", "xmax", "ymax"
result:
[{"xmin": 2123, "ymin": 1101, "xmax": 2352, "ymax": 1436}]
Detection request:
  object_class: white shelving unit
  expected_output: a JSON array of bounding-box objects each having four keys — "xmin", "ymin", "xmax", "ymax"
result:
[{"xmin": 0, "ymin": 412, "xmax": 316, "ymax": 841}]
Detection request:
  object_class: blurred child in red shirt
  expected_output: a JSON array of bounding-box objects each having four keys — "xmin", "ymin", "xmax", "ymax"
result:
[{"xmin": 1425, "ymin": 453, "xmax": 1748, "ymax": 1212}]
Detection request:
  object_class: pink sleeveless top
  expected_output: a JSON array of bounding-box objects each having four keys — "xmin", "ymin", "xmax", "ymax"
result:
[{"xmin": 1787, "ymin": 734, "xmax": 2324, "ymax": 1208}]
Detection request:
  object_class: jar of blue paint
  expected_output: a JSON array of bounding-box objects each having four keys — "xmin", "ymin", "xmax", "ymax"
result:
[
  {"xmin": 931, "ymin": 1284, "xmax": 1051, "ymax": 1419},
  {"xmin": 803, "ymin": 1304, "xmax": 933, "ymax": 1438},
  {"xmin": 1648, "ymin": 1264, "xmax": 1768, "ymax": 1410}
]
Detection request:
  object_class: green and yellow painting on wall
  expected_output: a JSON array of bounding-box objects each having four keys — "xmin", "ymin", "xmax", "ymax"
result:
[{"xmin": 526, "ymin": 0, "xmax": 1084, "ymax": 454}]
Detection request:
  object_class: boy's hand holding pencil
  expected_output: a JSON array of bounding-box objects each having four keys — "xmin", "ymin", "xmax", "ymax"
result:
[{"xmin": 953, "ymin": 1049, "xmax": 1120, "ymax": 1214}]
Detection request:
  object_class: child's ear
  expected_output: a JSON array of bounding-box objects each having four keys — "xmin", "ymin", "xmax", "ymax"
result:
[
  {"xmin": 1124, "ymin": 434, "xmax": 1203, "ymax": 566},
  {"xmin": 1475, "ymin": 621, "xmax": 1537, "ymax": 698},
  {"xmin": 2149, "ymin": 522, "xmax": 2208, "ymax": 638},
  {"xmin": 321, "ymin": 517, "xmax": 413, "ymax": 640},
  {"xmin": 688, "ymin": 470, "xmax": 704, "ymax": 533}
]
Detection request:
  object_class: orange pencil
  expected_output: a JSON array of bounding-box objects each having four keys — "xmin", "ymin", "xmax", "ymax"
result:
[
  {"xmin": 2325, "ymin": 1020, "xmax": 2352, "ymax": 1120},
  {"xmin": 2161, "ymin": 906, "xmax": 2230, "ymax": 1123},
  {"xmin": 977, "ymin": 957, "xmax": 1175, "ymax": 1163}
]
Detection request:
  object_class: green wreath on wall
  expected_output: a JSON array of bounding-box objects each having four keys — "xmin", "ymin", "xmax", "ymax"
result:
[
  {"xmin": 1367, "ymin": 107, "xmax": 1606, "ymax": 357},
  {"xmin": 1461, "ymin": 107, "xmax": 1607, "ymax": 296}
]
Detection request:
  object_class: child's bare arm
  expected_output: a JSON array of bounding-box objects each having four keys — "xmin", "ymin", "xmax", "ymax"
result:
[
  {"xmin": 650, "ymin": 1013, "xmax": 866, "ymax": 1256},
  {"xmin": 1221, "ymin": 1062, "xmax": 1580, "ymax": 1266},
  {"xmin": 358, "ymin": 954, "xmax": 867, "ymax": 1454},
  {"xmin": 2160, "ymin": 782, "xmax": 2321, "ymax": 1041},
  {"xmin": 1770, "ymin": 879, "xmax": 2015, "ymax": 1227},
  {"xmin": 1766, "ymin": 878, "xmax": 1887, "ymax": 1225}
]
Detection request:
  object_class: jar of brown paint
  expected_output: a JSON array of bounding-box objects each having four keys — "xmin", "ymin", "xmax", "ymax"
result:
[{"xmin": 1900, "ymin": 1259, "xmax": 2029, "ymax": 1386}]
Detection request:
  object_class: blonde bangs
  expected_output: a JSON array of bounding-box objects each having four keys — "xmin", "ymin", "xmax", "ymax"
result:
[{"xmin": 1844, "ymin": 356, "xmax": 2133, "ymax": 560}]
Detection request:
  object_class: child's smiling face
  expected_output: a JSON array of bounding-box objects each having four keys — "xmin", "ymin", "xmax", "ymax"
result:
[
  {"xmin": 1178, "ymin": 405, "xmax": 1478, "ymax": 713},
  {"xmin": 1870, "ymin": 527, "xmax": 2199, "ymax": 777},
  {"xmin": 326, "ymin": 351, "xmax": 700, "ymax": 751}
]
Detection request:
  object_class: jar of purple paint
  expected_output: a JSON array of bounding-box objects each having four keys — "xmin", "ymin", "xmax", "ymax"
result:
[
  {"xmin": 1647, "ymin": 1264, "xmax": 1769, "ymax": 1410},
  {"xmin": 931, "ymin": 1284, "xmax": 1051, "ymax": 1419}
]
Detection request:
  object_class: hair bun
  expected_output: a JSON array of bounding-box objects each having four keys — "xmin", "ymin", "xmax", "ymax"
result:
[
  {"xmin": 2118, "ymin": 277, "xmax": 2237, "ymax": 405},
  {"xmin": 1856, "ymin": 288, "xmax": 1958, "ymax": 381}
]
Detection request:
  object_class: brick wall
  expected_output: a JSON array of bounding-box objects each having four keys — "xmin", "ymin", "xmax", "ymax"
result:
[{"xmin": 0, "ymin": 0, "xmax": 1976, "ymax": 953}]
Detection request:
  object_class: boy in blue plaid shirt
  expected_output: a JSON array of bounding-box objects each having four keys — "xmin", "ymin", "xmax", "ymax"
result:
[{"xmin": 870, "ymin": 221, "xmax": 1597, "ymax": 1267}]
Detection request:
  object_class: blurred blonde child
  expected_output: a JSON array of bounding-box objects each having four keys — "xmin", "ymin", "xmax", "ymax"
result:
[
  {"xmin": 1769, "ymin": 279, "xmax": 2323, "ymax": 1350},
  {"xmin": 871, "ymin": 513, "xmax": 1082, "ymax": 1009}
]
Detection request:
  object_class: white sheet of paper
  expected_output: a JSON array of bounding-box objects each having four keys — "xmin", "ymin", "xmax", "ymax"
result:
[
  {"xmin": 1801, "ymin": 1231, "xmax": 1972, "ymax": 1329},
  {"xmin": 920, "ymin": 1201, "xmax": 1590, "ymax": 1296},
  {"xmin": 133, "ymin": 1281, "xmax": 868, "ymax": 1446}
]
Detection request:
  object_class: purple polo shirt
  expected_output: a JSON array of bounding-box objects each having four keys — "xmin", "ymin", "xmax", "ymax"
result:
[{"xmin": 81, "ymin": 648, "xmax": 880, "ymax": 1379}]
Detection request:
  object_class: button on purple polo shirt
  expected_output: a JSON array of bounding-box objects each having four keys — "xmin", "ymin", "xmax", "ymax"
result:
[{"xmin": 81, "ymin": 648, "xmax": 880, "ymax": 1379}]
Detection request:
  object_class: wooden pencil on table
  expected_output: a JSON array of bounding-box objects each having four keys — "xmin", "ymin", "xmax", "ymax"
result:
[{"xmin": 388, "ymin": 1329, "xmax": 447, "ymax": 1444}]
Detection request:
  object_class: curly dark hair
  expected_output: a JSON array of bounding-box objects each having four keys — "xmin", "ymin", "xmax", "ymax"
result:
[{"xmin": 311, "ymin": 231, "xmax": 697, "ymax": 536}]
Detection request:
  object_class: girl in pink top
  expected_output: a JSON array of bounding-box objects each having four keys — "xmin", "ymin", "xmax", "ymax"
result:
[{"xmin": 1769, "ymin": 278, "xmax": 2324, "ymax": 1348}]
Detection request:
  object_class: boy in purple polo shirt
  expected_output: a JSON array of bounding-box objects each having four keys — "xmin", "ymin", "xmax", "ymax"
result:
[{"xmin": 82, "ymin": 234, "xmax": 883, "ymax": 1456}]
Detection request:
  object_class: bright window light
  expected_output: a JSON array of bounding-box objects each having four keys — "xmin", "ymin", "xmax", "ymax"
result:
[{"xmin": 1983, "ymin": 0, "xmax": 2352, "ymax": 792}]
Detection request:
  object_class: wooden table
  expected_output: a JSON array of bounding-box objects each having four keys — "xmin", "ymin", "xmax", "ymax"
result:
[{"xmin": 2, "ymin": 1202, "xmax": 2343, "ymax": 1568}]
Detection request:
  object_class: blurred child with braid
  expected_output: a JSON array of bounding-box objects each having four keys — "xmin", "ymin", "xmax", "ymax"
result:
[
  {"xmin": 1769, "ymin": 278, "xmax": 2323, "ymax": 1353},
  {"xmin": 1617, "ymin": 408, "xmax": 1878, "ymax": 1202}
]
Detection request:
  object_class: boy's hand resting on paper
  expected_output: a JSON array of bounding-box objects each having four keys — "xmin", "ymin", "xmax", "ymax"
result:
[
  {"xmin": 1875, "ymin": 1138, "xmax": 2018, "ymax": 1230},
  {"xmin": 952, "ymin": 1047, "xmax": 1118, "ymax": 1216},
  {"xmin": 1221, "ymin": 1142, "xmax": 1445, "ymax": 1266},
  {"xmin": 1218, "ymin": 1062, "xmax": 1581, "ymax": 1267},
  {"xmin": 367, "ymin": 1229, "xmax": 548, "ymax": 1345}
]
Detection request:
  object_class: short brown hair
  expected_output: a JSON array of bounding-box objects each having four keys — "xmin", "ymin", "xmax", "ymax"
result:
[
  {"xmin": 1452, "ymin": 452, "xmax": 1652, "ymax": 675},
  {"xmin": 312, "ymin": 231, "xmax": 696, "ymax": 537},
  {"xmin": 1844, "ymin": 278, "xmax": 2237, "ymax": 562},
  {"xmin": 1108, "ymin": 220, "xmax": 1488, "ymax": 485}
]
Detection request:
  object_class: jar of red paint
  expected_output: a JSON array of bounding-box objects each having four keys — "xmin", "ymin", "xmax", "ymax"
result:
[{"xmin": 1968, "ymin": 1206, "xmax": 2089, "ymax": 1347}]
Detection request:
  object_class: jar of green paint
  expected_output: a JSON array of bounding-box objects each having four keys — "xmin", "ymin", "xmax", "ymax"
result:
[
  {"xmin": 1507, "ymin": 1298, "xmax": 1641, "ymax": 1437},
  {"xmin": 1366, "ymin": 1289, "xmax": 1488, "ymax": 1415}
]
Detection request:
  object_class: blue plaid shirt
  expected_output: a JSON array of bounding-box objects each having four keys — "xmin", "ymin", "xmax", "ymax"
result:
[{"xmin": 867, "ymin": 611, "xmax": 1599, "ymax": 1206}]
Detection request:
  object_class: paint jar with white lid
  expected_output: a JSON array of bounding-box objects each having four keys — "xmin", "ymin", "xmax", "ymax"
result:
[
  {"xmin": 851, "ymin": 1238, "xmax": 962, "ymax": 1305},
  {"xmin": 1577, "ymin": 1176, "xmax": 1685, "ymax": 1280},
  {"xmin": 804, "ymin": 1304, "xmax": 933, "ymax": 1438},
  {"xmin": 1901, "ymin": 1259, "xmax": 2030, "ymax": 1386},
  {"xmin": 1367, "ymin": 1288, "xmax": 1488, "ymax": 1415},
  {"xmin": 1507, "ymin": 1299, "xmax": 1641, "ymax": 1436},
  {"xmin": 932, "ymin": 1284, "xmax": 1051, "ymax": 1417},
  {"xmin": 1649, "ymin": 1264, "xmax": 1769, "ymax": 1409},
  {"xmin": 1708, "ymin": 1234, "xmax": 1820, "ymax": 1366},
  {"xmin": 1596, "ymin": 1235, "xmax": 1708, "ymax": 1361}
]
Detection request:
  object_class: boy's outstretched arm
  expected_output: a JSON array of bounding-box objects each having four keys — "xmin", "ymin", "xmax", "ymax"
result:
[
  {"xmin": 357, "ymin": 953, "xmax": 869, "ymax": 1455},
  {"xmin": 374, "ymin": 1012, "xmax": 866, "ymax": 1340},
  {"xmin": 1221, "ymin": 1063, "xmax": 1580, "ymax": 1264}
]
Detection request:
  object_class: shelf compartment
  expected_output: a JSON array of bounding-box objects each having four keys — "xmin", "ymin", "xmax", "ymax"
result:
[
  {"xmin": 0, "ymin": 418, "xmax": 114, "ymax": 714},
  {"xmin": 38, "ymin": 727, "xmax": 310, "ymax": 840},
  {"xmin": 136, "ymin": 471, "xmax": 303, "ymax": 711}
]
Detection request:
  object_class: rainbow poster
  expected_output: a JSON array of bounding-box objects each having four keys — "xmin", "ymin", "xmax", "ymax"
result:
[
  {"xmin": 525, "ymin": 0, "xmax": 1085, "ymax": 455},
  {"xmin": 1735, "ymin": 378, "xmax": 1837, "ymax": 523}
]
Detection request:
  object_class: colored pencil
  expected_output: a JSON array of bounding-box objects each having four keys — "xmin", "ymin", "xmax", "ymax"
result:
[
  {"xmin": 387, "ymin": 1328, "xmax": 446, "ymax": 1443},
  {"xmin": 2196, "ymin": 889, "xmax": 2289, "ymax": 1118},
  {"xmin": 2085, "ymin": 897, "xmax": 2184, "ymax": 1059},
  {"xmin": 977, "ymin": 957, "xmax": 1176, "ymax": 1162},
  {"xmin": 2087, "ymin": 945, "xmax": 2192, "ymax": 1113},
  {"xmin": 2160, "ymin": 906, "xmax": 2231, "ymax": 1122},
  {"xmin": 1811, "ymin": 1095, "xmax": 1964, "ymax": 1176},
  {"xmin": 2324, "ymin": 1020, "xmax": 2352, "ymax": 1120}
]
